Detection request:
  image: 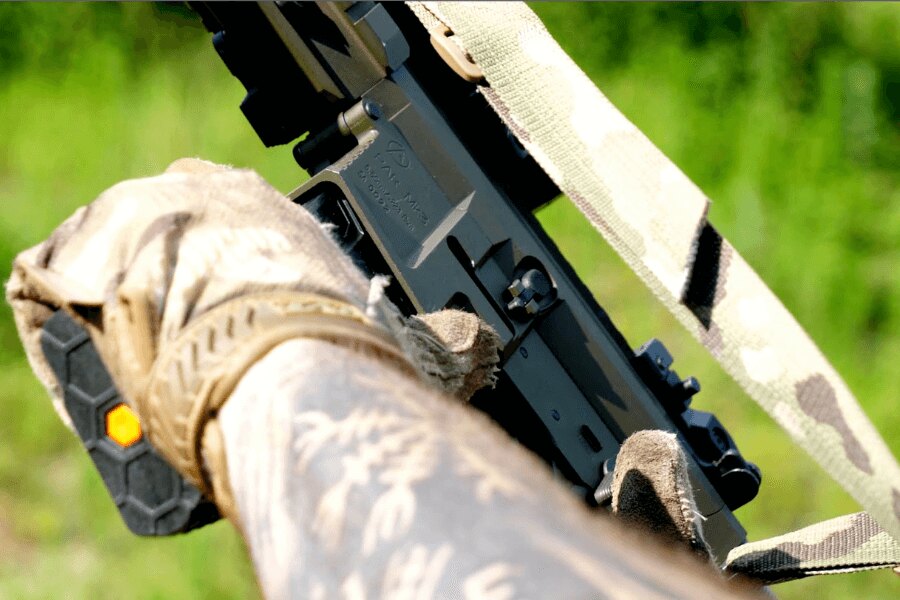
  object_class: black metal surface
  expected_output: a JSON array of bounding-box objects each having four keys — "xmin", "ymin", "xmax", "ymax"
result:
[
  {"xmin": 41, "ymin": 310, "xmax": 220, "ymax": 535},
  {"xmin": 633, "ymin": 338, "xmax": 761, "ymax": 509}
]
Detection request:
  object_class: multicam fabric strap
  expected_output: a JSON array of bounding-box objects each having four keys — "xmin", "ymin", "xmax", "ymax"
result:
[
  {"xmin": 406, "ymin": 1, "xmax": 900, "ymax": 578},
  {"xmin": 725, "ymin": 513, "xmax": 900, "ymax": 583}
]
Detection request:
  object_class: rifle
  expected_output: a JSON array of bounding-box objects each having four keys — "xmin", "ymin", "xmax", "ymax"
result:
[{"xmin": 40, "ymin": 1, "xmax": 760, "ymax": 562}]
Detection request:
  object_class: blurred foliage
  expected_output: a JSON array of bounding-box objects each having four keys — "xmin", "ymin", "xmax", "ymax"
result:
[{"xmin": 0, "ymin": 3, "xmax": 896, "ymax": 598}]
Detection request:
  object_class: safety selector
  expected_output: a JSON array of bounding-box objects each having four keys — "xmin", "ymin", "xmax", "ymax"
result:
[
  {"xmin": 41, "ymin": 310, "xmax": 220, "ymax": 535},
  {"xmin": 503, "ymin": 260, "xmax": 558, "ymax": 321}
]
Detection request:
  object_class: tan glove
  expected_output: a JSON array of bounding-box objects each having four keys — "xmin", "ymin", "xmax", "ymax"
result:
[
  {"xmin": 6, "ymin": 158, "xmax": 499, "ymax": 519},
  {"xmin": 611, "ymin": 430, "xmax": 713, "ymax": 561}
]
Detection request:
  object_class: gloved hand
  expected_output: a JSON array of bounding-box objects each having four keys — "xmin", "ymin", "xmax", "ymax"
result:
[
  {"xmin": 6, "ymin": 158, "xmax": 499, "ymax": 518},
  {"xmin": 7, "ymin": 160, "xmax": 752, "ymax": 599}
]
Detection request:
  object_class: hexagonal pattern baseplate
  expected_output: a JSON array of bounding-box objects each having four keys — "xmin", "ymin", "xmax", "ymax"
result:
[{"xmin": 40, "ymin": 310, "xmax": 220, "ymax": 535}]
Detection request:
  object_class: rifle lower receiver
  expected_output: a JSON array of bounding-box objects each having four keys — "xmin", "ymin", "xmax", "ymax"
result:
[{"xmin": 286, "ymin": 83, "xmax": 760, "ymax": 560}]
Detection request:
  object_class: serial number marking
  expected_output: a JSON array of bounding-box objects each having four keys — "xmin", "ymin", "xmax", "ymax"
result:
[{"xmin": 356, "ymin": 145, "xmax": 430, "ymax": 232}]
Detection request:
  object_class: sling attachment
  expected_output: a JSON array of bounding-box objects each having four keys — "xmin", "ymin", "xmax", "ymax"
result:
[{"xmin": 428, "ymin": 23, "xmax": 484, "ymax": 83}]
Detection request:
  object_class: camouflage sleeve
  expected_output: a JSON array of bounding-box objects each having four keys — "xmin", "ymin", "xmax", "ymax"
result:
[{"xmin": 216, "ymin": 338, "xmax": 762, "ymax": 599}]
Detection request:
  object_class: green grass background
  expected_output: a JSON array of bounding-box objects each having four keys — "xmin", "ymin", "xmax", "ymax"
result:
[{"xmin": 0, "ymin": 3, "xmax": 896, "ymax": 598}]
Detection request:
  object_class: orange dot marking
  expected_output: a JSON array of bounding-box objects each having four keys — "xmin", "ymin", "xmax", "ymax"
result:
[{"xmin": 105, "ymin": 403, "xmax": 142, "ymax": 447}]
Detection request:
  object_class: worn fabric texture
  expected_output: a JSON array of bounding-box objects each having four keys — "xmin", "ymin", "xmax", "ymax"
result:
[
  {"xmin": 612, "ymin": 430, "xmax": 712, "ymax": 560},
  {"xmin": 407, "ymin": 0, "xmax": 900, "ymax": 549},
  {"xmin": 404, "ymin": 310, "xmax": 500, "ymax": 402},
  {"xmin": 5, "ymin": 158, "xmax": 499, "ymax": 503}
]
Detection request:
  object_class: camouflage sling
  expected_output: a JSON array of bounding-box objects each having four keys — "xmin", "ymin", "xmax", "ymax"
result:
[
  {"xmin": 726, "ymin": 513, "xmax": 900, "ymax": 583},
  {"xmin": 406, "ymin": 1, "xmax": 900, "ymax": 580}
]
